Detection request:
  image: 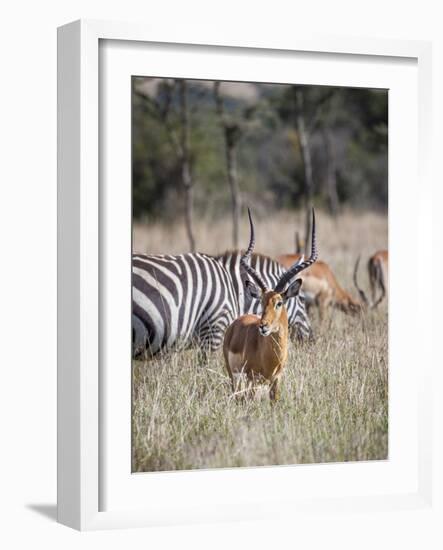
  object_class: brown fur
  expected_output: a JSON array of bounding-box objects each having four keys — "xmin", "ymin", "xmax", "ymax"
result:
[
  {"xmin": 223, "ymin": 291, "xmax": 289, "ymax": 402},
  {"xmin": 368, "ymin": 250, "xmax": 388, "ymax": 307},
  {"xmin": 276, "ymin": 254, "xmax": 362, "ymax": 319}
]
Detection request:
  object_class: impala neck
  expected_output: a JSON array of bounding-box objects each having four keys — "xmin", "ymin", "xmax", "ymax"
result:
[{"xmin": 270, "ymin": 309, "xmax": 288, "ymax": 353}]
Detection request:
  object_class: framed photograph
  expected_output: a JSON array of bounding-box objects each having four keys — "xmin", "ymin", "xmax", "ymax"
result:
[{"xmin": 57, "ymin": 19, "xmax": 433, "ymax": 530}]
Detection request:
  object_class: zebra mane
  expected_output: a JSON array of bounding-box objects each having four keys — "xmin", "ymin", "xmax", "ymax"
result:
[{"xmin": 215, "ymin": 250, "xmax": 273, "ymax": 262}]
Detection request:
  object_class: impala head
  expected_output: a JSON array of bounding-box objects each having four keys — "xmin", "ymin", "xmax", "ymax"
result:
[
  {"xmin": 241, "ymin": 208, "xmax": 318, "ymax": 337},
  {"xmin": 245, "ymin": 284, "xmax": 303, "ymax": 336},
  {"xmin": 339, "ymin": 295, "xmax": 364, "ymax": 315}
]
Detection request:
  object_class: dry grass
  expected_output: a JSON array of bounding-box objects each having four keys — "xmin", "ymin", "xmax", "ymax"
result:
[
  {"xmin": 133, "ymin": 208, "xmax": 387, "ymax": 259},
  {"xmin": 132, "ymin": 209, "xmax": 388, "ymax": 472}
]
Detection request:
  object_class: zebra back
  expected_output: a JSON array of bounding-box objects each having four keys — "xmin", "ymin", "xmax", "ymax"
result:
[
  {"xmin": 132, "ymin": 253, "xmax": 239, "ymax": 357},
  {"xmin": 216, "ymin": 251, "xmax": 312, "ymax": 340}
]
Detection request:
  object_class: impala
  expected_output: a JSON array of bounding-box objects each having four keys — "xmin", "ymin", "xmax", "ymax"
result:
[
  {"xmin": 223, "ymin": 209, "xmax": 318, "ymax": 402},
  {"xmin": 352, "ymin": 250, "xmax": 388, "ymax": 309},
  {"xmin": 276, "ymin": 253, "xmax": 362, "ymax": 318},
  {"xmin": 368, "ymin": 249, "xmax": 388, "ymax": 307}
]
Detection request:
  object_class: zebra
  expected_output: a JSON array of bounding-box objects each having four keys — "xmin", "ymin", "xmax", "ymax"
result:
[
  {"xmin": 132, "ymin": 253, "xmax": 239, "ymax": 357},
  {"xmin": 132, "ymin": 250, "xmax": 313, "ymax": 358},
  {"xmin": 216, "ymin": 251, "xmax": 313, "ymax": 342}
]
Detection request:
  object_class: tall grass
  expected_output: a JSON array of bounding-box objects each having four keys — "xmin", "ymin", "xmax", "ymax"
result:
[
  {"xmin": 132, "ymin": 209, "xmax": 388, "ymax": 472},
  {"xmin": 133, "ymin": 208, "xmax": 387, "ymax": 260}
]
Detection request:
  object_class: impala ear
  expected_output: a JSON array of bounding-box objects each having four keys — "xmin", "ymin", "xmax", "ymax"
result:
[
  {"xmin": 244, "ymin": 279, "xmax": 262, "ymax": 300},
  {"xmin": 282, "ymin": 278, "xmax": 303, "ymax": 302}
]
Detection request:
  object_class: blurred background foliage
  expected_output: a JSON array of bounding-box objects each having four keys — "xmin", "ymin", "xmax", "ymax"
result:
[{"xmin": 132, "ymin": 77, "xmax": 387, "ymax": 230}]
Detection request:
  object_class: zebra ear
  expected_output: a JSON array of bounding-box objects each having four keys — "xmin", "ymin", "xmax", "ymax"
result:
[
  {"xmin": 244, "ymin": 279, "xmax": 262, "ymax": 299},
  {"xmin": 282, "ymin": 278, "xmax": 303, "ymax": 302}
]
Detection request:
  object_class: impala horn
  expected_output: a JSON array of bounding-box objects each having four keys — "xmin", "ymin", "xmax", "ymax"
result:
[
  {"xmin": 275, "ymin": 208, "xmax": 318, "ymax": 293},
  {"xmin": 240, "ymin": 208, "xmax": 268, "ymax": 292},
  {"xmin": 295, "ymin": 231, "xmax": 303, "ymax": 254}
]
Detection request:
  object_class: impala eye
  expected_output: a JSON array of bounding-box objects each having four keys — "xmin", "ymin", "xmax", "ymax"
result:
[{"xmin": 276, "ymin": 301, "xmax": 283, "ymax": 309}]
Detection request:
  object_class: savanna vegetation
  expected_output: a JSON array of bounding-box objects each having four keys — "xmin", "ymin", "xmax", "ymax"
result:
[
  {"xmin": 132, "ymin": 211, "xmax": 388, "ymax": 471},
  {"xmin": 131, "ymin": 78, "xmax": 388, "ymax": 472}
]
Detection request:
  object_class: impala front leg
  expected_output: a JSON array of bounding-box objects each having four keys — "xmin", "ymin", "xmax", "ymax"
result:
[{"xmin": 269, "ymin": 378, "xmax": 280, "ymax": 403}]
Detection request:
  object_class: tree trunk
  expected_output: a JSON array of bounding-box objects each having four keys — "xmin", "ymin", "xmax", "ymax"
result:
[
  {"xmin": 178, "ymin": 80, "xmax": 196, "ymax": 252},
  {"xmin": 323, "ymin": 128, "xmax": 340, "ymax": 217},
  {"xmin": 296, "ymin": 89, "xmax": 314, "ymax": 255},
  {"xmin": 225, "ymin": 138, "xmax": 241, "ymax": 249},
  {"xmin": 214, "ymin": 82, "xmax": 241, "ymax": 249}
]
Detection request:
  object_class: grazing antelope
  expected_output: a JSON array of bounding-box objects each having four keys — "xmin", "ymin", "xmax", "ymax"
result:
[
  {"xmin": 276, "ymin": 253, "xmax": 362, "ymax": 319},
  {"xmin": 367, "ymin": 250, "xmax": 388, "ymax": 307},
  {"xmin": 223, "ymin": 209, "xmax": 318, "ymax": 402},
  {"xmin": 353, "ymin": 252, "xmax": 388, "ymax": 309}
]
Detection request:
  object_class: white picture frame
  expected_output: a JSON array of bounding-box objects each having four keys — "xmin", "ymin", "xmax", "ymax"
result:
[{"xmin": 57, "ymin": 19, "xmax": 434, "ymax": 531}]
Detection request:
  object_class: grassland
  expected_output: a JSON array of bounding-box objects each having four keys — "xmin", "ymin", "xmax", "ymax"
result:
[{"xmin": 132, "ymin": 209, "xmax": 388, "ymax": 472}]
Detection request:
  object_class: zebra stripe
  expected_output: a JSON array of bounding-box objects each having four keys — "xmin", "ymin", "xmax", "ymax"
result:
[
  {"xmin": 132, "ymin": 253, "xmax": 239, "ymax": 357},
  {"xmin": 216, "ymin": 251, "xmax": 312, "ymax": 340},
  {"xmin": 132, "ymin": 250, "xmax": 312, "ymax": 358}
]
